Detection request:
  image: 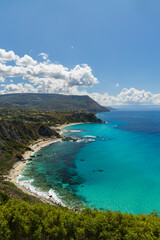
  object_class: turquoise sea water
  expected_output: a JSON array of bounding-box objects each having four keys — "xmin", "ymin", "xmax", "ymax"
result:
[{"xmin": 20, "ymin": 110, "xmax": 160, "ymax": 214}]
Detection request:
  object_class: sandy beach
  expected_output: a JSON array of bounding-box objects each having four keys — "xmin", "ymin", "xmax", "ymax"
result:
[
  {"xmin": 60, "ymin": 122, "xmax": 85, "ymax": 129},
  {"xmin": 6, "ymin": 122, "xmax": 84, "ymax": 206},
  {"xmin": 6, "ymin": 138, "xmax": 63, "ymax": 205}
]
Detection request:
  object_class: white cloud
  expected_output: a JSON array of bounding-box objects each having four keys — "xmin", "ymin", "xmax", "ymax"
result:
[
  {"xmin": 87, "ymin": 92, "xmax": 117, "ymax": 106},
  {"xmin": 88, "ymin": 88, "xmax": 160, "ymax": 106},
  {"xmin": 16, "ymin": 54, "xmax": 37, "ymax": 66},
  {"xmin": 0, "ymin": 49, "xmax": 19, "ymax": 62},
  {"xmin": 0, "ymin": 49, "xmax": 98, "ymax": 96},
  {"xmin": 0, "ymin": 49, "xmax": 160, "ymax": 106},
  {"xmin": 0, "ymin": 76, "xmax": 5, "ymax": 82},
  {"xmin": 1, "ymin": 83, "xmax": 38, "ymax": 94},
  {"xmin": 115, "ymin": 83, "xmax": 119, "ymax": 87},
  {"xmin": 69, "ymin": 64, "xmax": 98, "ymax": 87},
  {"xmin": 117, "ymin": 88, "xmax": 153, "ymax": 104},
  {"xmin": 39, "ymin": 53, "xmax": 48, "ymax": 60}
]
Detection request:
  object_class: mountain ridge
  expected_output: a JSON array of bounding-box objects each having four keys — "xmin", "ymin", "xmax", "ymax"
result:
[{"xmin": 0, "ymin": 93, "xmax": 108, "ymax": 113}]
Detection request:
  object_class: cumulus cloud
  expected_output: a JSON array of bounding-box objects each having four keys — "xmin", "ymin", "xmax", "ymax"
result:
[
  {"xmin": 16, "ymin": 54, "xmax": 37, "ymax": 66},
  {"xmin": 0, "ymin": 49, "xmax": 98, "ymax": 96},
  {"xmin": 69, "ymin": 64, "xmax": 98, "ymax": 87},
  {"xmin": 117, "ymin": 88, "xmax": 153, "ymax": 104},
  {"xmin": 0, "ymin": 76, "xmax": 5, "ymax": 82},
  {"xmin": 88, "ymin": 88, "xmax": 160, "ymax": 106},
  {"xmin": 1, "ymin": 83, "xmax": 38, "ymax": 94},
  {"xmin": 0, "ymin": 49, "xmax": 19, "ymax": 62},
  {"xmin": 0, "ymin": 49, "xmax": 160, "ymax": 106}
]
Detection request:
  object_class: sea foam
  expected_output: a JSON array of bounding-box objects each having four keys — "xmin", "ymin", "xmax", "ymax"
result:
[{"xmin": 17, "ymin": 174, "xmax": 64, "ymax": 206}]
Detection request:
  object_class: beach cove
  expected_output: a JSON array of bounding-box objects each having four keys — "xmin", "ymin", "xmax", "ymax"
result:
[
  {"xmin": 7, "ymin": 138, "xmax": 63, "ymax": 205},
  {"xmin": 6, "ymin": 122, "xmax": 86, "ymax": 207},
  {"xmin": 6, "ymin": 110, "xmax": 160, "ymax": 214}
]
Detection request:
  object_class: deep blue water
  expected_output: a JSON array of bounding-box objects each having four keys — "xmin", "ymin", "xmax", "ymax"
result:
[{"xmin": 20, "ymin": 110, "xmax": 160, "ymax": 214}]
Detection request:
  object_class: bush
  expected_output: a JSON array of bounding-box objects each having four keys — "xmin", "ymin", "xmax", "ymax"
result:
[
  {"xmin": 0, "ymin": 191, "xmax": 10, "ymax": 206},
  {"xmin": 0, "ymin": 199, "xmax": 160, "ymax": 239}
]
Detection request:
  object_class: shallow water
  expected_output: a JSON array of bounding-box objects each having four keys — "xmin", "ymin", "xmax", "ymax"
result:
[{"xmin": 19, "ymin": 110, "xmax": 160, "ymax": 214}]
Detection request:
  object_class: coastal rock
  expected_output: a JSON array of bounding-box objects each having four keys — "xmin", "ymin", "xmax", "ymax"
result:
[{"xmin": 62, "ymin": 136, "xmax": 82, "ymax": 142}]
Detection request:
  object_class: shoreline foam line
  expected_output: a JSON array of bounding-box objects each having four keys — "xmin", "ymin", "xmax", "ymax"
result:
[
  {"xmin": 7, "ymin": 138, "xmax": 63, "ymax": 206},
  {"xmin": 6, "ymin": 122, "xmax": 86, "ymax": 206}
]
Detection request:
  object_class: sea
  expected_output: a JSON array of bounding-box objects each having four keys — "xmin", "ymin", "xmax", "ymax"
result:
[{"xmin": 18, "ymin": 109, "xmax": 160, "ymax": 214}]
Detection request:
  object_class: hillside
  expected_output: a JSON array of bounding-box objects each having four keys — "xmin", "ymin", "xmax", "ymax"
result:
[
  {"xmin": 0, "ymin": 93, "xmax": 108, "ymax": 113},
  {"xmin": 1, "ymin": 196, "xmax": 160, "ymax": 240},
  {"xmin": 0, "ymin": 110, "xmax": 102, "ymax": 174},
  {"xmin": 0, "ymin": 107, "xmax": 159, "ymax": 239},
  {"xmin": 0, "ymin": 109, "xmax": 103, "ymax": 201},
  {"xmin": 0, "ymin": 120, "xmax": 59, "ymax": 175}
]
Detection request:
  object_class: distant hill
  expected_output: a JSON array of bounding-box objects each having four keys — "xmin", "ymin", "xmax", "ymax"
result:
[
  {"xmin": 106, "ymin": 106, "xmax": 116, "ymax": 111},
  {"xmin": 0, "ymin": 93, "xmax": 108, "ymax": 113}
]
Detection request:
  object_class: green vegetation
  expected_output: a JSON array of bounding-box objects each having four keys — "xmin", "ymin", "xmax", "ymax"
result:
[
  {"xmin": 0, "ymin": 192, "xmax": 159, "ymax": 240},
  {"xmin": 0, "ymin": 109, "xmax": 102, "ymax": 173},
  {"xmin": 0, "ymin": 119, "xmax": 59, "ymax": 174},
  {"xmin": 0, "ymin": 108, "xmax": 103, "ymax": 126},
  {"xmin": 0, "ymin": 101, "xmax": 158, "ymax": 239},
  {"xmin": 0, "ymin": 108, "xmax": 103, "ymax": 201},
  {"xmin": 0, "ymin": 93, "xmax": 108, "ymax": 113}
]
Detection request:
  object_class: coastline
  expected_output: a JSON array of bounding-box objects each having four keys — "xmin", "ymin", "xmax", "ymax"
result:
[
  {"xmin": 7, "ymin": 138, "xmax": 62, "ymax": 205},
  {"xmin": 60, "ymin": 122, "xmax": 86, "ymax": 129},
  {"xmin": 6, "ymin": 122, "xmax": 85, "ymax": 206}
]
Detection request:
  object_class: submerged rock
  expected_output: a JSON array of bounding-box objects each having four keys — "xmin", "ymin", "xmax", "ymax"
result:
[{"xmin": 62, "ymin": 136, "xmax": 83, "ymax": 142}]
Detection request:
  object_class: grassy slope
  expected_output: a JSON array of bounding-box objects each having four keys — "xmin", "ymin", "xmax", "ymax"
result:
[{"xmin": 0, "ymin": 93, "xmax": 108, "ymax": 113}]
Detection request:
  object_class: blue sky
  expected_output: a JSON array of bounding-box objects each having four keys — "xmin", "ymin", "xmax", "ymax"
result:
[{"xmin": 0, "ymin": 0, "xmax": 160, "ymax": 105}]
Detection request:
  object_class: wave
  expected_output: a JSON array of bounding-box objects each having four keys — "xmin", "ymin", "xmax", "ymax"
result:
[
  {"xmin": 84, "ymin": 135, "xmax": 97, "ymax": 138},
  {"xmin": 77, "ymin": 138, "xmax": 96, "ymax": 143},
  {"xmin": 76, "ymin": 139, "xmax": 85, "ymax": 143},
  {"xmin": 17, "ymin": 174, "xmax": 64, "ymax": 206},
  {"xmin": 87, "ymin": 139, "xmax": 96, "ymax": 142},
  {"xmin": 69, "ymin": 130, "xmax": 82, "ymax": 133}
]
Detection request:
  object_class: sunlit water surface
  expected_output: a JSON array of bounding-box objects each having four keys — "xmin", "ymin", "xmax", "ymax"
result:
[{"xmin": 20, "ymin": 110, "xmax": 160, "ymax": 214}]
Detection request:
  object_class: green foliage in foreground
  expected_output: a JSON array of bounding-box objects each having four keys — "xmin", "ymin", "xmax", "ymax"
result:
[{"xmin": 0, "ymin": 194, "xmax": 160, "ymax": 240}]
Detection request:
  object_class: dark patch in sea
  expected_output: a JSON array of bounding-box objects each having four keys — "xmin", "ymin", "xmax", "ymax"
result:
[{"xmin": 23, "ymin": 136, "xmax": 88, "ymax": 208}]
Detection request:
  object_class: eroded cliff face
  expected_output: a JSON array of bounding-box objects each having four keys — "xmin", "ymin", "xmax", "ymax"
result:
[
  {"xmin": 0, "ymin": 120, "xmax": 60, "ymax": 141},
  {"xmin": 0, "ymin": 111, "xmax": 102, "ymax": 174},
  {"xmin": 0, "ymin": 120, "xmax": 60, "ymax": 174}
]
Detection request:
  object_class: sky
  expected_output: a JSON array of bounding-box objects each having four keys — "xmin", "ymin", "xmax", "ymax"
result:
[{"xmin": 0, "ymin": 0, "xmax": 160, "ymax": 105}]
